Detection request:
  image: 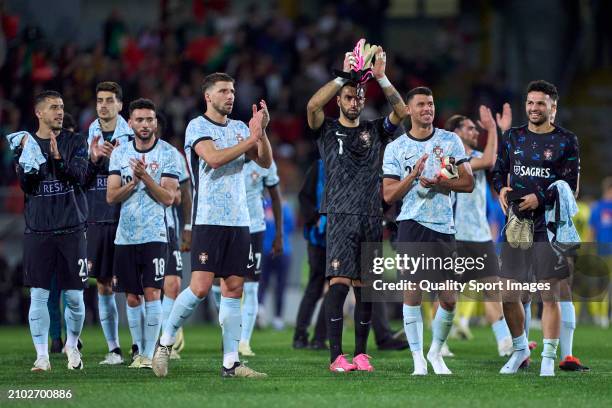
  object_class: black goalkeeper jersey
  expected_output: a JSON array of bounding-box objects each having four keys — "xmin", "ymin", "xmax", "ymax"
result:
[
  {"xmin": 492, "ymin": 124, "xmax": 580, "ymax": 231},
  {"xmin": 316, "ymin": 117, "xmax": 395, "ymax": 216}
]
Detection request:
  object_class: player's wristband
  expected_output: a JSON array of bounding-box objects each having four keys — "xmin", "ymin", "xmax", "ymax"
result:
[
  {"xmin": 334, "ymin": 77, "xmax": 348, "ymax": 86},
  {"xmin": 184, "ymin": 224, "xmax": 192, "ymax": 231},
  {"xmin": 377, "ymin": 75, "xmax": 391, "ymax": 88}
]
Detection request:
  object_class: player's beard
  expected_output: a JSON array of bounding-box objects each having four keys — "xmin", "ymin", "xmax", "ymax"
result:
[
  {"xmin": 211, "ymin": 100, "xmax": 233, "ymax": 116},
  {"xmin": 340, "ymin": 105, "xmax": 361, "ymax": 121},
  {"xmin": 47, "ymin": 117, "xmax": 63, "ymax": 131},
  {"xmin": 135, "ymin": 129, "xmax": 155, "ymax": 142},
  {"xmin": 465, "ymin": 136, "xmax": 478, "ymax": 149}
]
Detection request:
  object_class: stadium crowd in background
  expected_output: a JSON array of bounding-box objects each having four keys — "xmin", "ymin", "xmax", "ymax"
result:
[{"xmin": 0, "ymin": 1, "xmax": 518, "ymax": 193}]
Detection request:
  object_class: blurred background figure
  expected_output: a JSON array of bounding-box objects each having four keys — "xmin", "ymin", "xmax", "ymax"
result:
[
  {"xmin": 588, "ymin": 177, "xmax": 612, "ymax": 328},
  {"xmin": 258, "ymin": 197, "xmax": 295, "ymax": 330}
]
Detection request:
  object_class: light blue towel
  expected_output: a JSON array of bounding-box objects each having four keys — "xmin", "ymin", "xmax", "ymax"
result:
[
  {"xmin": 87, "ymin": 115, "xmax": 133, "ymax": 147},
  {"xmin": 6, "ymin": 131, "xmax": 46, "ymax": 174},
  {"xmin": 545, "ymin": 180, "xmax": 580, "ymax": 248}
]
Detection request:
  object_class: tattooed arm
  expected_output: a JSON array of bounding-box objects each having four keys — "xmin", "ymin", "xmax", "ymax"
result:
[{"xmin": 372, "ymin": 46, "xmax": 406, "ymax": 126}]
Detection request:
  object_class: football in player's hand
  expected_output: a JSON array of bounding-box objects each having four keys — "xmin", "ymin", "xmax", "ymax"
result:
[{"xmin": 439, "ymin": 156, "xmax": 458, "ymax": 180}]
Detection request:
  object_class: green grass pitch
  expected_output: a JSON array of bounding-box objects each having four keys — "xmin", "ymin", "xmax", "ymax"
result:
[{"xmin": 0, "ymin": 324, "xmax": 611, "ymax": 407}]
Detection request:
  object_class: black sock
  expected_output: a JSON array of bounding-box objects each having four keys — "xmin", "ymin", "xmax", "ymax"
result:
[
  {"xmin": 325, "ymin": 283, "xmax": 349, "ymax": 363},
  {"xmin": 354, "ymin": 287, "xmax": 372, "ymax": 356},
  {"xmin": 313, "ymin": 300, "xmax": 327, "ymax": 342}
]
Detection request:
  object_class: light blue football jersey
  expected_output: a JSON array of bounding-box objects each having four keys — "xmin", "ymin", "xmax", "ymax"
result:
[
  {"xmin": 108, "ymin": 138, "xmax": 180, "ymax": 245},
  {"xmin": 382, "ymin": 128, "xmax": 468, "ymax": 234},
  {"xmin": 244, "ymin": 159, "xmax": 280, "ymax": 233},
  {"xmin": 165, "ymin": 146, "xmax": 190, "ymax": 239},
  {"xmin": 185, "ymin": 115, "xmax": 252, "ymax": 227},
  {"xmin": 453, "ymin": 150, "xmax": 492, "ymax": 242}
]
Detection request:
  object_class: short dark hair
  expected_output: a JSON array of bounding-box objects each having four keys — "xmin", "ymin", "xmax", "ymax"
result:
[
  {"xmin": 62, "ymin": 112, "xmax": 77, "ymax": 131},
  {"xmin": 201, "ymin": 72, "xmax": 235, "ymax": 93},
  {"xmin": 406, "ymin": 86, "xmax": 433, "ymax": 102},
  {"xmin": 34, "ymin": 90, "xmax": 62, "ymax": 107},
  {"xmin": 445, "ymin": 114, "xmax": 468, "ymax": 132},
  {"xmin": 129, "ymin": 98, "xmax": 156, "ymax": 116},
  {"xmin": 96, "ymin": 81, "xmax": 123, "ymax": 101},
  {"xmin": 526, "ymin": 80, "xmax": 558, "ymax": 102}
]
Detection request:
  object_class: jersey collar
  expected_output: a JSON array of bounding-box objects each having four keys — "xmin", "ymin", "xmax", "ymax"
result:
[
  {"xmin": 133, "ymin": 137, "xmax": 159, "ymax": 153},
  {"xmin": 407, "ymin": 127, "xmax": 435, "ymax": 142},
  {"xmin": 203, "ymin": 114, "xmax": 229, "ymax": 127}
]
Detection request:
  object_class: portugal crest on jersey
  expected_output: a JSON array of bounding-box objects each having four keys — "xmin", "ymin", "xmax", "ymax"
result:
[
  {"xmin": 149, "ymin": 161, "xmax": 160, "ymax": 173},
  {"xmin": 433, "ymin": 145, "xmax": 444, "ymax": 159},
  {"xmin": 359, "ymin": 130, "xmax": 372, "ymax": 147},
  {"xmin": 199, "ymin": 252, "xmax": 208, "ymax": 264},
  {"xmin": 543, "ymin": 149, "xmax": 553, "ymax": 160}
]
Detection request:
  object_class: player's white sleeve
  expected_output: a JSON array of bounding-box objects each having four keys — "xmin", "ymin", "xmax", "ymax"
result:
[
  {"xmin": 162, "ymin": 148, "xmax": 181, "ymax": 179},
  {"xmin": 451, "ymin": 134, "xmax": 469, "ymax": 164},
  {"xmin": 108, "ymin": 146, "xmax": 121, "ymax": 174},
  {"xmin": 172, "ymin": 148, "xmax": 190, "ymax": 183},
  {"xmin": 264, "ymin": 160, "xmax": 280, "ymax": 187},
  {"xmin": 382, "ymin": 143, "xmax": 401, "ymax": 179},
  {"xmin": 185, "ymin": 118, "xmax": 215, "ymax": 152}
]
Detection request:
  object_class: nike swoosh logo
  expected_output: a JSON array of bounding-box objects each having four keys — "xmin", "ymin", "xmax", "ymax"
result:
[
  {"xmin": 81, "ymin": 277, "xmax": 88, "ymax": 282},
  {"xmin": 246, "ymin": 263, "xmax": 255, "ymax": 269},
  {"xmin": 554, "ymin": 264, "xmax": 565, "ymax": 271},
  {"xmin": 335, "ymin": 131, "xmax": 347, "ymax": 137},
  {"xmin": 330, "ymin": 317, "xmax": 342, "ymax": 322},
  {"xmin": 154, "ymin": 276, "xmax": 164, "ymax": 281},
  {"xmin": 405, "ymin": 155, "xmax": 414, "ymax": 161},
  {"xmin": 359, "ymin": 321, "xmax": 371, "ymax": 325}
]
